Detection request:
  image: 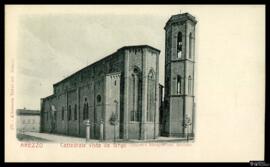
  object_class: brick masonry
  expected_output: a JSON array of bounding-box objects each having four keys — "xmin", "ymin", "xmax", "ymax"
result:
[{"xmin": 41, "ymin": 45, "xmax": 160, "ymax": 140}]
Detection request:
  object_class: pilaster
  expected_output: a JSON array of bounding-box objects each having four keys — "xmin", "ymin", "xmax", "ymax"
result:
[
  {"xmin": 140, "ymin": 48, "xmax": 147, "ymax": 140},
  {"xmin": 123, "ymin": 50, "xmax": 129, "ymax": 140},
  {"xmin": 66, "ymin": 91, "xmax": 68, "ymax": 135},
  {"xmin": 154, "ymin": 53, "xmax": 160, "ymax": 138},
  {"xmin": 76, "ymin": 87, "xmax": 80, "ymax": 136}
]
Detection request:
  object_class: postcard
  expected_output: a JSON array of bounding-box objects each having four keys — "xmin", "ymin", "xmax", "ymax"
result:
[{"xmin": 5, "ymin": 5, "xmax": 265, "ymax": 162}]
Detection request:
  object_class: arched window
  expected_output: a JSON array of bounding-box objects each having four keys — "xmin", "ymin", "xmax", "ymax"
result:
[
  {"xmin": 130, "ymin": 67, "xmax": 142, "ymax": 122},
  {"xmin": 97, "ymin": 95, "xmax": 101, "ymax": 103},
  {"xmin": 177, "ymin": 32, "xmax": 183, "ymax": 59},
  {"xmin": 189, "ymin": 33, "xmax": 192, "ymax": 59},
  {"xmin": 177, "ymin": 75, "xmax": 182, "ymax": 94},
  {"xmin": 83, "ymin": 98, "xmax": 89, "ymax": 120},
  {"xmin": 68, "ymin": 105, "xmax": 71, "ymax": 121},
  {"xmin": 53, "ymin": 107, "xmax": 57, "ymax": 121},
  {"xmin": 61, "ymin": 107, "xmax": 64, "ymax": 121},
  {"xmin": 188, "ymin": 76, "xmax": 192, "ymax": 94},
  {"xmin": 147, "ymin": 70, "xmax": 156, "ymax": 122},
  {"xmin": 74, "ymin": 104, "xmax": 77, "ymax": 120}
]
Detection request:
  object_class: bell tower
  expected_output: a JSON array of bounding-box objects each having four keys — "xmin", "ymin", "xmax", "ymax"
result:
[{"xmin": 163, "ymin": 13, "xmax": 197, "ymax": 137}]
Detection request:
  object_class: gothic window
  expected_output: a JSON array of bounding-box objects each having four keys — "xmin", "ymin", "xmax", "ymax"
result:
[
  {"xmin": 130, "ymin": 67, "xmax": 142, "ymax": 122},
  {"xmin": 83, "ymin": 98, "xmax": 89, "ymax": 120},
  {"xmin": 188, "ymin": 76, "xmax": 192, "ymax": 94},
  {"xmin": 74, "ymin": 104, "xmax": 77, "ymax": 120},
  {"xmin": 177, "ymin": 32, "xmax": 183, "ymax": 59},
  {"xmin": 131, "ymin": 74, "xmax": 136, "ymax": 121},
  {"xmin": 97, "ymin": 95, "xmax": 101, "ymax": 103},
  {"xmin": 54, "ymin": 110, "xmax": 57, "ymax": 121},
  {"xmin": 147, "ymin": 70, "xmax": 156, "ymax": 122},
  {"xmin": 114, "ymin": 100, "xmax": 118, "ymax": 120},
  {"xmin": 46, "ymin": 112, "xmax": 49, "ymax": 121},
  {"xmin": 177, "ymin": 75, "xmax": 182, "ymax": 94},
  {"xmin": 189, "ymin": 33, "xmax": 192, "ymax": 59},
  {"xmin": 62, "ymin": 107, "xmax": 64, "ymax": 120},
  {"xmin": 68, "ymin": 105, "xmax": 71, "ymax": 121}
]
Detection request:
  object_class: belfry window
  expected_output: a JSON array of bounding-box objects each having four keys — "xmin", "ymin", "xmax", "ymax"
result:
[
  {"xmin": 177, "ymin": 32, "xmax": 183, "ymax": 59},
  {"xmin": 177, "ymin": 75, "xmax": 182, "ymax": 94},
  {"xmin": 189, "ymin": 33, "xmax": 192, "ymax": 59},
  {"xmin": 188, "ymin": 76, "xmax": 192, "ymax": 94}
]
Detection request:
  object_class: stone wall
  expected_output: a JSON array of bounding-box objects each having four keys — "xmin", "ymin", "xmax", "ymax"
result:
[{"xmin": 41, "ymin": 45, "xmax": 160, "ymax": 140}]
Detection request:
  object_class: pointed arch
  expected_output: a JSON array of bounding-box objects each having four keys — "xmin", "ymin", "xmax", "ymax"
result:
[{"xmin": 130, "ymin": 66, "xmax": 142, "ymax": 122}]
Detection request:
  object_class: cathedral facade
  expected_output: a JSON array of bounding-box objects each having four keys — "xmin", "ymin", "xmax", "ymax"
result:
[{"xmin": 40, "ymin": 45, "xmax": 160, "ymax": 140}]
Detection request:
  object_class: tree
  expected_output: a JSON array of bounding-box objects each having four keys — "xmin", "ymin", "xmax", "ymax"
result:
[{"xmin": 183, "ymin": 115, "xmax": 192, "ymax": 142}]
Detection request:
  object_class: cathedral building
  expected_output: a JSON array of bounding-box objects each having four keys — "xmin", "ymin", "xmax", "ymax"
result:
[
  {"xmin": 163, "ymin": 13, "xmax": 197, "ymax": 137},
  {"xmin": 40, "ymin": 12, "xmax": 197, "ymax": 141},
  {"xmin": 40, "ymin": 45, "xmax": 160, "ymax": 140}
]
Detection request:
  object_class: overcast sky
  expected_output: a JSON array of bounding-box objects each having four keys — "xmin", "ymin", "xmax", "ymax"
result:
[{"xmin": 10, "ymin": 5, "xmax": 264, "ymax": 110}]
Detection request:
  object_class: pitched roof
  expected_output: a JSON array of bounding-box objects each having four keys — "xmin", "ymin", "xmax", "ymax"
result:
[
  {"xmin": 52, "ymin": 45, "xmax": 160, "ymax": 87},
  {"xmin": 164, "ymin": 13, "xmax": 197, "ymax": 29},
  {"xmin": 118, "ymin": 45, "xmax": 160, "ymax": 53}
]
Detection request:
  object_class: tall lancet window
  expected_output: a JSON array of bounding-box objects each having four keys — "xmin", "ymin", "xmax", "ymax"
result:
[
  {"xmin": 188, "ymin": 76, "xmax": 192, "ymax": 94},
  {"xmin": 147, "ymin": 70, "xmax": 156, "ymax": 122},
  {"xmin": 177, "ymin": 32, "xmax": 183, "ymax": 59},
  {"xmin": 130, "ymin": 67, "xmax": 142, "ymax": 122},
  {"xmin": 74, "ymin": 104, "xmax": 77, "ymax": 120},
  {"xmin": 61, "ymin": 107, "xmax": 65, "ymax": 121},
  {"xmin": 189, "ymin": 33, "xmax": 192, "ymax": 59},
  {"xmin": 114, "ymin": 100, "xmax": 118, "ymax": 120},
  {"xmin": 68, "ymin": 105, "xmax": 71, "ymax": 121},
  {"xmin": 177, "ymin": 75, "xmax": 182, "ymax": 94},
  {"xmin": 83, "ymin": 98, "xmax": 89, "ymax": 120}
]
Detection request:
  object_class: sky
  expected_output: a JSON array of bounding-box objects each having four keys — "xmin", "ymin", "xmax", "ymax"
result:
[{"xmin": 11, "ymin": 5, "xmax": 264, "ymax": 111}]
